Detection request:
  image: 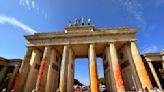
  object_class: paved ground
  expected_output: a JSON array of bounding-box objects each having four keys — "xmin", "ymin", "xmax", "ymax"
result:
[
  {"xmin": 83, "ymin": 90, "xmax": 89, "ymax": 92},
  {"xmin": 74, "ymin": 90, "xmax": 89, "ymax": 92}
]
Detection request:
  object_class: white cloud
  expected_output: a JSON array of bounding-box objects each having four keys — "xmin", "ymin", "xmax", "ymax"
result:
[
  {"xmin": 19, "ymin": 0, "xmax": 37, "ymax": 10},
  {"xmin": 31, "ymin": 1, "xmax": 35, "ymax": 9},
  {"xmin": 113, "ymin": 0, "xmax": 147, "ymax": 30},
  {"xmin": 19, "ymin": 0, "xmax": 48, "ymax": 19},
  {"xmin": 0, "ymin": 15, "xmax": 37, "ymax": 34},
  {"xmin": 140, "ymin": 45, "xmax": 159, "ymax": 54},
  {"xmin": 25, "ymin": 0, "xmax": 30, "ymax": 9},
  {"xmin": 19, "ymin": 0, "xmax": 31, "ymax": 9}
]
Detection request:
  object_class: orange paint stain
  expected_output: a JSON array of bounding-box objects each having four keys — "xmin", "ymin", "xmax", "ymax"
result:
[
  {"xmin": 116, "ymin": 65, "xmax": 124, "ymax": 88},
  {"xmin": 90, "ymin": 62, "xmax": 99, "ymax": 92},
  {"xmin": 113, "ymin": 64, "xmax": 124, "ymax": 90},
  {"xmin": 12, "ymin": 73, "xmax": 23, "ymax": 90},
  {"xmin": 59, "ymin": 80, "xmax": 63, "ymax": 92},
  {"xmin": 36, "ymin": 57, "xmax": 46, "ymax": 89}
]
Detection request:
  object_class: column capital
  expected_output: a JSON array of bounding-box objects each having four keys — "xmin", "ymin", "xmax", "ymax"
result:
[
  {"xmin": 161, "ymin": 51, "xmax": 164, "ymax": 63},
  {"xmin": 129, "ymin": 39, "xmax": 137, "ymax": 42},
  {"xmin": 160, "ymin": 51, "xmax": 164, "ymax": 55},
  {"xmin": 126, "ymin": 40, "xmax": 137, "ymax": 45},
  {"xmin": 89, "ymin": 43, "xmax": 96, "ymax": 45},
  {"xmin": 107, "ymin": 41, "xmax": 116, "ymax": 46},
  {"xmin": 88, "ymin": 43, "xmax": 96, "ymax": 49},
  {"xmin": 109, "ymin": 40, "xmax": 117, "ymax": 43},
  {"xmin": 30, "ymin": 47, "xmax": 43, "ymax": 53}
]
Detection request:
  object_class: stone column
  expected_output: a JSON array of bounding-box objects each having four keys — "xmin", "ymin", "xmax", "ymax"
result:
[
  {"xmin": 89, "ymin": 44, "xmax": 99, "ymax": 92},
  {"xmin": 7, "ymin": 64, "xmax": 20, "ymax": 92},
  {"xmin": 104, "ymin": 46, "xmax": 117, "ymax": 92},
  {"xmin": 36, "ymin": 47, "xmax": 51, "ymax": 92},
  {"xmin": 45, "ymin": 48, "xmax": 60, "ymax": 92},
  {"xmin": 59, "ymin": 45, "xmax": 69, "ymax": 92},
  {"xmin": 109, "ymin": 43, "xmax": 125, "ymax": 92},
  {"xmin": 71, "ymin": 61, "xmax": 75, "ymax": 92},
  {"xmin": 0, "ymin": 66, "xmax": 7, "ymax": 84},
  {"xmin": 130, "ymin": 41, "xmax": 152, "ymax": 89},
  {"xmin": 67, "ymin": 48, "xmax": 75, "ymax": 92},
  {"xmin": 12, "ymin": 48, "xmax": 32, "ymax": 92},
  {"xmin": 161, "ymin": 51, "xmax": 164, "ymax": 69},
  {"xmin": 125, "ymin": 44, "xmax": 142, "ymax": 90},
  {"xmin": 23, "ymin": 49, "xmax": 42, "ymax": 92},
  {"xmin": 102, "ymin": 53, "xmax": 111, "ymax": 92},
  {"xmin": 147, "ymin": 62, "xmax": 162, "ymax": 89}
]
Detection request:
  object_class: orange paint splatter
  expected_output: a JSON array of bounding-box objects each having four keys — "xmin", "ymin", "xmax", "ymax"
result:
[
  {"xmin": 59, "ymin": 80, "xmax": 63, "ymax": 92},
  {"xmin": 12, "ymin": 73, "xmax": 23, "ymax": 90},
  {"xmin": 114, "ymin": 64, "xmax": 124, "ymax": 89},
  {"xmin": 90, "ymin": 62, "xmax": 99, "ymax": 92},
  {"xmin": 36, "ymin": 57, "xmax": 46, "ymax": 89}
]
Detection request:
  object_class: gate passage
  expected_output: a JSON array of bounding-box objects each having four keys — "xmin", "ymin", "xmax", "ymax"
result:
[{"xmin": 13, "ymin": 24, "xmax": 153, "ymax": 92}]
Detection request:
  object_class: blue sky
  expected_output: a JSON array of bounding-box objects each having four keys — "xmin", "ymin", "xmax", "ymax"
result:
[{"xmin": 0, "ymin": 0, "xmax": 164, "ymax": 85}]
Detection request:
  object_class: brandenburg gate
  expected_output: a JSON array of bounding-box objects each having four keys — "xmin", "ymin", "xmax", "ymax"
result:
[{"xmin": 13, "ymin": 24, "xmax": 153, "ymax": 92}]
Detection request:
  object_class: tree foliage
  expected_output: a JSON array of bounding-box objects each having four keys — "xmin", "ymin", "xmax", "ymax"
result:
[
  {"xmin": 74, "ymin": 79, "xmax": 83, "ymax": 86},
  {"xmin": 99, "ymin": 77, "xmax": 106, "ymax": 85}
]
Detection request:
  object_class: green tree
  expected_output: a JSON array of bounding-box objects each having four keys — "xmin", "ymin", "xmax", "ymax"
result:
[
  {"xmin": 98, "ymin": 77, "xmax": 106, "ymax": 85},
  {"xmin": 74, "ymin": 79, "xmax": 83, "ymax": 86}
]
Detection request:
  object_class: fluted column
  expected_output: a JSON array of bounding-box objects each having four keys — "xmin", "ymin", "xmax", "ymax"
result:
[
  {"xmin": 103, "ymin": 50, "xmax": 112, "ymax": 92},
  {"xmin": 147, "ymin": 62, "xmax": 162, "ymax": 89},
  {"xmin": 24, "ymin": 49, "xmax": 42, "ymax": 92},
  {"xmin": 105, "ymin": 46, "xmax": 118, "ymax": 92},
  {"xmin": 0, "ymin": 66, "xmax": 7, "ymax": 84},
  {"xmin": 35, "ymin": 47, "xmax": 51, "ymax": 92},
  {"xmin": 7, "ymin": 64, "xmax": 20, "ymax": 92},
  {"xmin": 45, "ymin": 48, "xmax": 60, "ymax": 92},
  {"xmin": 89, "ymin": 44, "xmax": 99, "ymax": 92},
  {"xmin": 67, "ymin": 48, "xmax": 75, "ymax": 92},
  {"xmin": 59, "ymin": 45, "xmax": 69, "ymax": 92},
  {"xmin": 161, "ymin": 51, "xmax": 164, "ymax": 69},
  {"xmin": 125, "ymin": 44, "xmax": 142, "ymax": 90},
  {"xmin": 12, "ymin": 48, "xmax": 32, "ymax": 92},
  {"xmin": 130, "ymin": 41, "xmax": 152, "ymax": 89},
  {"xmin": 109, "ymin": 43, "xmax": 125, "ymax": 92}
]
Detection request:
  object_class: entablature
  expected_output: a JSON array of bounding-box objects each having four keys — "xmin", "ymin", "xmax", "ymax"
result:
[
  {"xmin": 25, "ymin": 26, "xmax": 137, "ymax": 47},
  {"xmin": 143, "ymin": 53, "xmax": 162, "ymax": 62}
]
